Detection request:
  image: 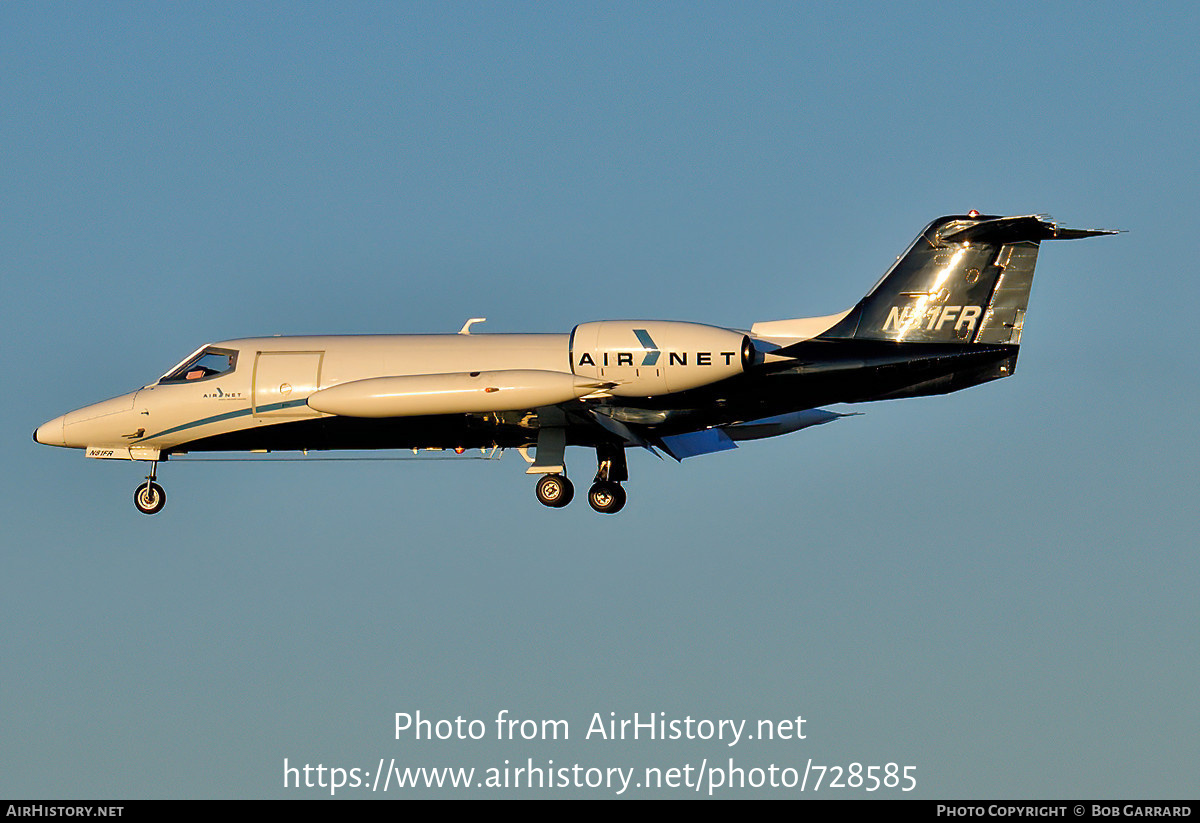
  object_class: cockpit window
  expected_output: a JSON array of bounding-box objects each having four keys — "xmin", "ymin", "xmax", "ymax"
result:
[{"xmin": 160, "ymin": 347, "xmax": 238, "ymax": 383}]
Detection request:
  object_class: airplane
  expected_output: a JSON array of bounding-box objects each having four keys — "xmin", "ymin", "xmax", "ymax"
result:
[{"xmin": 33, "ymin": 212, "xmax": 1115, "ymax": 515}]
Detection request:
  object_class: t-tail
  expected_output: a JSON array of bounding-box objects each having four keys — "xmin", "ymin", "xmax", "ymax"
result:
[{"xmin": 819, "ymin": 213, "xmax": 1117, "ymax": 345}]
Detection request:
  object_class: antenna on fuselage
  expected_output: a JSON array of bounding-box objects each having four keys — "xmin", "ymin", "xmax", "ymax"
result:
[{"xmin": 458, "ymin": 317, "xmax": 487, "ymax": 334}]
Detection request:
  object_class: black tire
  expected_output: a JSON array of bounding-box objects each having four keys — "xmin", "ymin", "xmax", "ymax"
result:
[
  {"xmin": 133, "ymin": 481, "xmax": 167, "ymax": 515},
  {"xmin": 535, "ymin": 474, "xmax": 574, "ymax": 508},
  {"xmin": 588, "ymin": 480, "xmax": 626, "ymax": 514}
]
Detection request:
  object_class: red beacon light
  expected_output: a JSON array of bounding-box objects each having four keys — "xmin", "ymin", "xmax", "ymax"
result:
[{"xmin": 967, "ymin": 209, "xmax": 981, "ymax": 218}]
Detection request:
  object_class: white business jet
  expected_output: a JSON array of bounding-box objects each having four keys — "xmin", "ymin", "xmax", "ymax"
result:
[{"xmin": 33, "ymin": 213, "xmax": 1114, "ymax": 515}]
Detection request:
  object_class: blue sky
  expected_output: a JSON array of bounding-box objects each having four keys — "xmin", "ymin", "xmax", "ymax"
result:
[{"xmin": 3, "ymin": 2, "xmax": 1197, "ymax": 798}]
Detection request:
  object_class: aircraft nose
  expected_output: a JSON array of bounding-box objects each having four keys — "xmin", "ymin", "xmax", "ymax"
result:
[{"xmin": 33, "ymin": 415, "xmax": 67, "ymax": 447}]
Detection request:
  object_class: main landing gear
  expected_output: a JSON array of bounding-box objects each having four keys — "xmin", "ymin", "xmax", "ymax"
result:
[
  {"xmin": 587, "ymin": 480, "xmax": 625, "ymax": 514},
  {"xmin": 133, "ymin": 462, "xmax": 166, "ymax": 515},
  {"xmin": 531, "ymin": 442, "xmax": 628, "ymax": 515},
  {"xmin": 535, "ymin": 473, "xmax": 574, "ymax": 508}
]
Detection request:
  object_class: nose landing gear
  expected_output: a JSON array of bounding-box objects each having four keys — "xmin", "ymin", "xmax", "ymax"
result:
[{"xmin": 133, "ymin": 462, "xmax": 166, "ymax": 515}]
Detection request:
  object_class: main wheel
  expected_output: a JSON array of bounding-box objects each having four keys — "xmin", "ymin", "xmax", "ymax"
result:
[
  {"xmin": 535, "ymin": 474, "xmax": 574, "ymax": 508},
  {"xmin": 133, "ymin": 481, "xmax": 167, "ymax": 515},
  {"xmin": 588, "ymin": 480, "xmax": 626, "ymax": 514}
]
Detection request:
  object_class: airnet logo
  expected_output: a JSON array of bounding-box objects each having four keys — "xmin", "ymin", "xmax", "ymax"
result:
[
  {"xmin": 633, "ymin": 329, "xmax": 659, "ymax": 366},
  {"xmin": 575, "ymin": 329, "xmax": 737, "ymax": 369}
]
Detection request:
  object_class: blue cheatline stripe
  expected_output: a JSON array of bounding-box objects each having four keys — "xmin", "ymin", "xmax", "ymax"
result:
[
  {"xmin": 633, "ymin": 329, "xmax": 660, "ymax": 366},
  {"xmin": 137, "ymin": 399, "xmax": 310, "ymax": 442}
]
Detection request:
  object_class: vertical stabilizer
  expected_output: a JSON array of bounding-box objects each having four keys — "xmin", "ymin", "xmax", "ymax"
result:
[{"xmin": 820, "ymin": 214, "xmax": 1115, "ymax": 345}]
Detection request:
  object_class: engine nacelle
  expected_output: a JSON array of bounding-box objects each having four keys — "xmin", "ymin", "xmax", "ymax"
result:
[{"xmin": 570, "ymin": 320, "xmax": 753, "ymax": 397}]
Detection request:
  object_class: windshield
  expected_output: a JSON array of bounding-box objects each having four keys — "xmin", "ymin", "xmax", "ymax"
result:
[{"xmin": 159, "ymin": 346, "xmax": 238, "ymax": 383}]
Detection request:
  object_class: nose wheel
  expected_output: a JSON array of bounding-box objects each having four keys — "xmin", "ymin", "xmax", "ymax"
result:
[
  {"xmin": 133, "ymin": 463, "xmax": 167, "ymax": 515},
  {"xmin": 534, "ymin": 473, "xmax": 574, "ymax": 508}
]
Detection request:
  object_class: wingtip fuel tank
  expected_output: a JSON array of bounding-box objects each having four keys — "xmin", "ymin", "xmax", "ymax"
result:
[{"xmin": 307, "ymin": 370, "xmax": 610, "ymax": 417}]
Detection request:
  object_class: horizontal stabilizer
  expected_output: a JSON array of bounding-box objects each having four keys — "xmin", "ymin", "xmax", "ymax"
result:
[{"xmin": 937, "ymin": 214, "xmax": 1118, "ymax": 245}]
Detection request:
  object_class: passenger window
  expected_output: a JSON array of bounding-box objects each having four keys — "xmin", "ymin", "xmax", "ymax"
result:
[{"xmin": 161, "ymin": 347, "xmax": 237, "ymax": 383}]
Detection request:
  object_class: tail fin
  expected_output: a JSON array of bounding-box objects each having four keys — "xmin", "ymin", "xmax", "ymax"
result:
[{"xmin": 820, "ymin": 214, "xmax": 1116, "ymax": 344}]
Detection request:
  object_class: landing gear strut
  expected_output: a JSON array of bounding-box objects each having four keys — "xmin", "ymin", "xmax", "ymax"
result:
[
  {"xmin": 133, "ymin": 462, "xmax": 166, "ymax": 515},
  {"xmin": 527, "ymin": 419, "xmax": 630, "ymax": 514},
  {"xmin": 529, "ymin": 410, "xmax": 573, "ymax": 509},
  {"xmin": 588, "ymin": 442, "xmax": 627, "ymax": 515}
]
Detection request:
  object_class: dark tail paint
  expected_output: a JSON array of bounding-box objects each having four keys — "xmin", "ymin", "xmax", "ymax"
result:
[{"xmin": 819, "ymin": 214, "xmax": 1115, "ymax": 345}]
